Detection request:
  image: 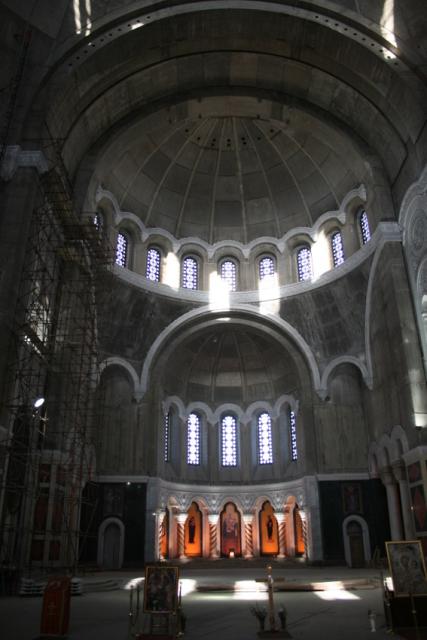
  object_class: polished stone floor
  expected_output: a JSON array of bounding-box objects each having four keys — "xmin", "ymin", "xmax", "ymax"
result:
[{"xmin": 0, "ymin": 565, "xmax": 423, "ymax": 640}]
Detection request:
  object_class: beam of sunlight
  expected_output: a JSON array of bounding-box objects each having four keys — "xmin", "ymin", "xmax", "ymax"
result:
[
  {"xmin": 179, "ymin": 579, "xmax": 197, "ymax": 596},
  {"xmin": 380, "ymin": 0, "xmax": 397, "ymax": 49},
  {"xmin": 209, "ymin": 271, "xmax": 230, "ymax": 311},
  {"xmin": 234, "ymin": 580, "xmax": 268, "ymax": 592},
  {"xmin": 315, "ymin": 590, "xmax": 360, "ymax": 601},
  {"xmin": 124, "ymin": 577, "xmax": 144, "ymax": 590},
  {"xmin": 258, "ymin": 273, "xmax": 280, "ymax": 315},
  {"xmin": 163, "ymin": 252, "xmax": 180, "ymax": 290},
  {"xmin": 312, "ymin": 233, "xmax": 330, "ymax": 281},
  {"xmin": 73, "ymin": 0, "xmax": 92, "ymax": 36},
  {"xmin": 232, "ymin": 591, "xmax": 268, "ymax": 601}
]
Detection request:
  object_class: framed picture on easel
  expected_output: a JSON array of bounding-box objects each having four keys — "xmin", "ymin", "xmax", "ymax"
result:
[
  {"xmin": 143, "ymin": 565, "xmax": 179, "ymax": 613},
  {"xmin": 386, "ymin": 540, "xmax": 427, "ymax": 597}
]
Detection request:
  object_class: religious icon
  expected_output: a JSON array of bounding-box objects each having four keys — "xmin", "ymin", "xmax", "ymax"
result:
[
  {"xmin": 143, "ymin": 566, "xmax": 179, "ymax": 613},
  {"xmin": 342, "ymin": 483, "xmax": 362, "ymax": 514},
  {"xmin": 267, "ymin": 516, "xmax": 274, "ymax": 540},
  {"xmin": 188, "ymin": 516, "xmax": 196, "ymax": 544},
  {"xmin": 386, "ymin": 541, "xmax": 427, "ymax": 597},
  {"xmin": 221, "ymin": 503, "xmax": 241, "ymax": 556}
]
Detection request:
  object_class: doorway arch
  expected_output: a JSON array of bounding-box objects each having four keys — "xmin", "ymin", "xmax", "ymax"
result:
[
  {"xmin": 342, "ymin": 515, "xmax": 371, "ymax": 567},
  {"xmin": 97, "ymin": 517, "xmax": 125, "ymax": 569}
]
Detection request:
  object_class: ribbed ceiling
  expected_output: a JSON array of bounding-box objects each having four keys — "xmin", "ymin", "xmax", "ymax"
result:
[
  {"xmin": 105, "ymin": 115, "xmax": 360, "ymax": 244},
  {"xmin": 162, "ymin": 327, "xmax": 300, "ymax": 405}
]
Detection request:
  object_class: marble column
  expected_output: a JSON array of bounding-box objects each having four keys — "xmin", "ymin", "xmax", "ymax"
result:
[
  {"xmin": 176, "ymin": 514, "xmax": 187, "ymax": 559},
  {"xmin": 381, "ymin": 467, "xmax": 404, "ymax": 540},
  {"xmin": 208, "ymin": 514, "xmax": 219, "ymax": 558},
  {"xmin": 243, "ymin": 514, "xmax": 254, "ymax": 558},
  {"xmin": 276, "ymin": 513, "xmax": 286, "ymax": 558}
]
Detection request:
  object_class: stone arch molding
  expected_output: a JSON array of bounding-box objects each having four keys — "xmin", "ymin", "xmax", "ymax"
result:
[
  {"xmin": 370, "ymin": 426, "xmax": 409, "ymax": 471},
  {"xmin": 342, "ymin": 515, "xmax": 371, "ymax": 567},
  {"xmin": 140, "ymin": 305, "xmax": 321, "ymax": 399},
  {"xmin": 95, "ymin": 185, "xmax": 364, "ymax": 259},
  {"xmin": 99, "ymin": 357, "xmax": 143, "ymax": 401},
  {"xmin": 162, "ymin": 395, "xmax": 299, "ymax": 424},
  {"xmin": 399, "ymin": 167, "xmax": 427, "ymax": 374},
  {"xmin": 320, "ymin": 355, "xmax": 373, "ymax": 399},
  {"xmin": 97, "ymin": 517, "xmax": 125, "ymax": 569}
]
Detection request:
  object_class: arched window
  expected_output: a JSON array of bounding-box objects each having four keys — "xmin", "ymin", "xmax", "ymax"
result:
[
  {"xmin": 182, "ymin": 256, "xmax": 199, "ymax": 290},
  {"xmin": 146, "ymin": 246, "xmax": 161, "ymax": 282},
  {"xmin": 289, "ymin": 409, "xmax": 298, "ymax": 461},
  {"xmin": 259, "ymin": 255, "xmax": 276, "ymax": 281},
  {"xmin": 219, "ymin": 258, "xmax": 237, "ymax": 292},
  {"xmin": 164, "ymin": 411, "xmax": 170, "ymax": 462},
  {"xmin": 358, "ymin": 209, "xmax": 371, "ymax": 245},
  {"xmin": 187, "ymin": 413, "xmax": 201, "ymax": 465},
  {"xmin": 115, "ymin": 232, "xmax": 128, "ymax": 267},
  {"xmin": 331, "ymin": 230, "xmax": 345, "ymax": 267},
  {"xmin": 258, "ymin": 412, "xmax": 273, "ymax": 465},
  {"xmin": 221, "ymin": 414, "xmax": 237, "ymax": 467},
  {"xmin": 296, "ymin": 245, "xmax": 313, "ymax": 282}
]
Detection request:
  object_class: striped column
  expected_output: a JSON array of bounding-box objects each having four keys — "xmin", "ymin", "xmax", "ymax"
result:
[
  {"xmin": 243, "ymin": 515, "xmax": 254, "ymax": 558},
  {"xmin": 208, "ymin": 514, "xmax": 219, "ymax": 558}
]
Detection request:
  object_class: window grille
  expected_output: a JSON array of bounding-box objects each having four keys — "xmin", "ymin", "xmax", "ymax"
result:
[
  {"xmin": 164, "ymin": 412, "xmax": 170, "ymax": 462},
  {"xmin": 182, "ymin": 256, "xmax": 198, "ymax": 290},
  {"xmin": 187, "ymin": 413, "xmax": 200, "ymax": 465},
  {"xmin": 289, "ymin": 410, "xmax": 298, "ymax": 461},
  {"xmin": 297, "ymin": 246, "xmax": 313, "ymax": 282},
  {"xmin": 115, "ymin": 232, "xmax": 128, "ymax": 267},
  {"xmin": 220, "ymin": 259, "xmax": 237, "ymax": 292},
  {"xmin": 221, "ymin": 415, "xmax": 237, "ymax": 466},
  {"xmin": 146, "ymin": 247, "xmax": 161, "ymax": 282},
  {"xmin": 359, "ymin": 210, "xmax": 371, "ymax": 245},
  {"xmin": 259, "ymin": 256, "xmax": 275, "ymax": 280},
  {"xmin": 331, "ymin": 231, "xmax": 345, "ymax": 267},
  {"xmin": 258, "ymin": 412, "xmax": 273, "ymax": 465}
]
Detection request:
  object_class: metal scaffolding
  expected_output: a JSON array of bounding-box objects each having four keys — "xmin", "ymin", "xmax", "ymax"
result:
[{"xmin": 0, "ymin": 162, "xmax": 113, "ymax": 582}]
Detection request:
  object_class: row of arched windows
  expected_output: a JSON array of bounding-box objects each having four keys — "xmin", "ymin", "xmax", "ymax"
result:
[
  {"xmin": 164, "ymin": 410, "xmax": 298, "ymax": 467},
  {"xmin": 105, "ymin": 209, "xmax": 371, "ymax": 290}
]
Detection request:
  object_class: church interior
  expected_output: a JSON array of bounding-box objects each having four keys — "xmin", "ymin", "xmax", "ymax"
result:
[{"xmin": 1, "ymin": 0, "xmax": 427, "ymax": 635}]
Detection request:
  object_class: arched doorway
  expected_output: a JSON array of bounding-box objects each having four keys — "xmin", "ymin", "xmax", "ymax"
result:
[
  {"xmin": 259, "ymin": 501, "xmax": 279, "ymax": 556},
  {"xmin": 184, "ymin": 502, "xmax": 202, "ymax": 557},
  {"xmin": 220, "ymin": 502, "xmax": 241, "ymax": 557},
  {"xmin": 98, "ymin": 517, "xmax": 124, "ymax": 569},
  {"xmin": 343, "ymin": 516, "xmax": 371, "ymax": 568}
]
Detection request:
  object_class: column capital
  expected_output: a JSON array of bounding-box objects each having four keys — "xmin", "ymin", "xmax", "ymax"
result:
[
  {"xmin": 275, "ymin": 513, "xmax": 285, "ymax": 524},
  {"xmin": 208, "ymin": 514, "xmax": 219, "ymax": 524},
  {"xmin": 176, "ymin": 513, "xmax": 187, "ymax": 525},
  {"xmin": 243, "ymin": 514, "xmax": 253, "ymax": 525}
]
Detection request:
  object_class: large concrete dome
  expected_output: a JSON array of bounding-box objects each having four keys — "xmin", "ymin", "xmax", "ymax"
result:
[{"xmin": 96, "ymin": 112, "xmax": 362, "ymax": 243}]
